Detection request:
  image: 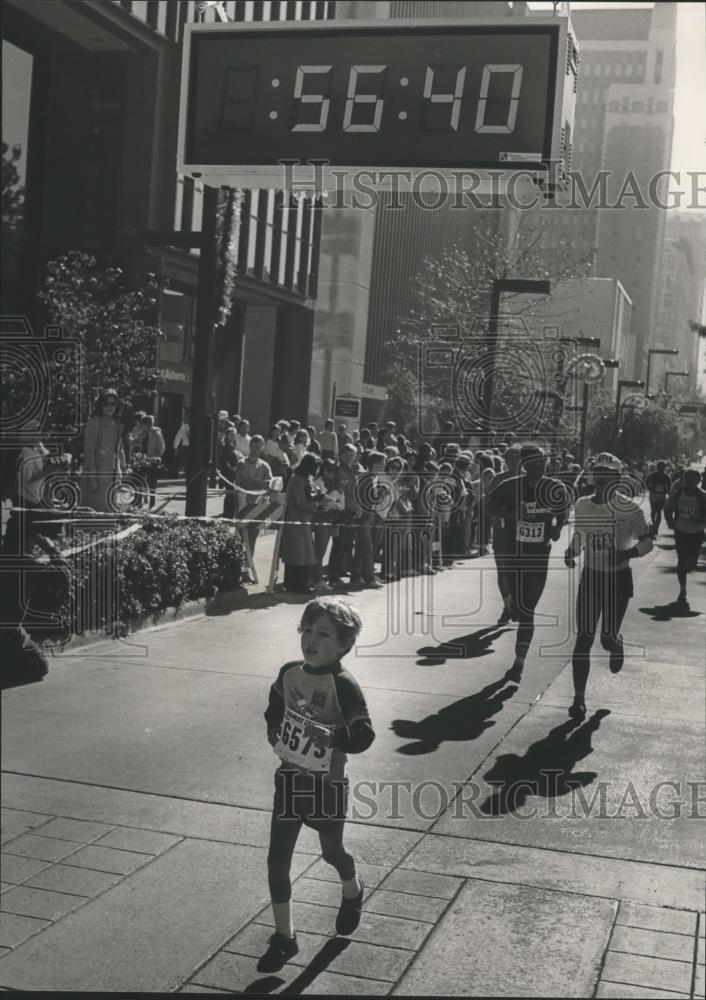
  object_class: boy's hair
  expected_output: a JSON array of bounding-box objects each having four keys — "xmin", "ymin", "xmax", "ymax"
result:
[
  {"xmin": 366, "ymin": 450, "xmax": 386, "ymax": 467},
  {"xmin": 299, "ymin": 597, "xmax": 363, "ymax": 653}
]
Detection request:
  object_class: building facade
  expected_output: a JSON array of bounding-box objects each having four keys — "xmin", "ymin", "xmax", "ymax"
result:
[
  {"xmin": 653, "ymin": 212, "xmax": 706, "ymax": 394},
  {"xmin": 537, "ymin": 5, "xmax": 677, "ymax": 383},
  {"xmin": 2, "ymin": 0, "xmax": 332, "ymax": 459}
]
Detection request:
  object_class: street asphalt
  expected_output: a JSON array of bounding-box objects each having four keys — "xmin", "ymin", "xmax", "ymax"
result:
[{"xmin": 1, "ymin": 489, "xmax": 704, "ymax": 996}]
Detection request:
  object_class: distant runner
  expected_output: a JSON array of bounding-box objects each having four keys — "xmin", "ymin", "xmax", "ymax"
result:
[
  {"xmin": 663, "ymin": 469, "xmax": 706, "ymax": 613},
  {"xmin": 645, "ymin": 461, "xmax": 671, "ymax": 534},
  {"xmin": 564, "ymin": 453, "xmax": 653, "ymax": 721}
]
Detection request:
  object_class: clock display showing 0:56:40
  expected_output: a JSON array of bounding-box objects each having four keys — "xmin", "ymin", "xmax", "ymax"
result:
[{"xmin": 220, "ymin": 62, "xmax": 524, "ymax": 136}]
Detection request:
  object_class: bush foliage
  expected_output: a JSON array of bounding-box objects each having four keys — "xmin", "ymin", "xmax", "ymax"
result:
[{"xmin": 43, "ymin": 517, "xmax": 244, "ymax": 642}]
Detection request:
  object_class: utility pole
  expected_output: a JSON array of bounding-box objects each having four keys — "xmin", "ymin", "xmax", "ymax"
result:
[{"xmin": 186, "ymin": 186, "xmax": 222, "ymax": 516}]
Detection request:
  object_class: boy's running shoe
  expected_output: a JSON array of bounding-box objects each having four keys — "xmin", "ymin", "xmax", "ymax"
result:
[
  {"xmin": 335, "ymin": 879, "xmax": 365, "ymax": 935},
  {"xmin": 568, "ymin": 697, "xmax": 586, "ymax": 722},
  {"xmin": 257, "ymin": 932, "xmax": 299, "ymax": 972}
]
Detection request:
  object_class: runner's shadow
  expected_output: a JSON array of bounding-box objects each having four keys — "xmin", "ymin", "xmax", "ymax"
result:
[
  {"xmin": 416, "ymin": 626, "xmax": 511, "ymax": 665},
  {"xmin": 479, "ymin": 709, "xmax": 611, "ymax": 816},
  {"xmin": 241, "ymin": 938, "xmax": 350, "ymax": 994},
  {"xmin": 391, "ymin": 677, "xmax": 518, "ymax": 755},
  {"xmin": 639, "ymin": 604, "xmax": 702, "ymax": 621},
  {"xmin": 279, "ymin": 938, "xmax": 350, "ymax": 994}
]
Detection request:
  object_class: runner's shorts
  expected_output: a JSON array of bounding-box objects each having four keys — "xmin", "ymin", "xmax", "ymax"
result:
[
  {"xmin": 273, "ymin": 766, "xmax": 349, "ymax": 831},
  {"xmin": 674, "ymin": 530, "xmax": 705, "ymax": 569},
  {"xmin": 576, "ymin": 565, "xmax": 633, "ymax": 638}
]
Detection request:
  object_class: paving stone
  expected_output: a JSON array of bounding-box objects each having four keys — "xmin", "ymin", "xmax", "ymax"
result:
[
  {"xmin": 61, "ymin": 845, "xmax": 152, "ymax": 875},
  {"xmin": 696, "ymin": 935, "xmax": 705, "ymax": 965},
  {"xmin": 25, "ymin": 864, "xmax": 122, "ymax": 898},
  {"xmin": 0, "ymin": 947, "xmax": 10, "ymax": 957},
  {"xmin": 0, "ymin": 855, "xmax": 51, "ymax": 885},
  {"xmin": 298, "ymin": 970, "xmax": 393, "ymax": 994},
  {"xmin": 694, "ymin": 964, "xmax": 705, "ymax": 999},
  {"xmin": 32, "ymin": 818, "xmax": 114, "ymax": 844},
  {"xmin": 400, "ymin": 835, "xmax": 705, "ymax": 912},
  {"xmin": 618, "ymin": 903, "xmax": 698, "ymax": 937},
  {"xmin": 365, "ymin": 888, "xmax": 448, "ymax": 924},
  {"xmin": 93, "ymin": 828, "xmax": 181, "ymax": 856},
  {"xmin": 255, "ymin": 900, "xmax": 341, "ymax": 937},
  {"xmin": 699, "ymin": 913, "xmax": 705, "ymax": 940},
  {"xmin": 2, "ymin": 834, "xmax": 82, "ymax": 864},
  {"xmin": 601, "ymin": 951, "xmax": 693, "ymax": 994},
  {"xmin": 0, "ymin": 840, "xmax": 304, "ymax": 992},
  {"xmin": 193, "ymin": 950, "xmax": 286, "ymax": 992},
  {"xmin": 0, "ymin": 885, "xmax": 9, "ymax": 894},
  {"xmin": 596, "ymin": 983, "xmax": 690, "ymax": 999},
  {"xmin": 315, "ymin": 939, "xmax": 414, "ymax": 982},
  {"xmin": 0, "ymin": 885, "xmax": 85, "ymax": 921},
  {"xmin": 302, "ymin": 859, "xmax": 391, "ymax": 888},
  {"xmin": 378, "ymin": 869, "xmax": 461, "ymax": 899},
  {"xmin": 610, "ymin": 925, "xmax": 697, "ymax": 963},
  {"xmin": 0, "ymin": 912, "xmax": 50, "ymax": 948},
  {"xmin": 0, "ymin": 811, "xmax": 52, "ymax": 846},
  {"xmin": 393, "ymin": 879, "xmax": 615, "ymax": 997},
  {"xmin": 292, "ymin": 877, "xmax": 342, "ymax": 908},
  {"xmin": 224, "ymin": 921, "xmax": 329, "ymax": 966},
  {"xmin": 178, "ymin": 987, "xmax": 233, "ymax": 994}
]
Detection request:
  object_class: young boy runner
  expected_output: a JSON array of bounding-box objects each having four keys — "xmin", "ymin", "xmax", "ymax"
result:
[
  {"xmin": 261, "ymin": 597, "xmax": 374, "ymax": 972},
  {"xmin": 564, "ymin": 453, "xmax": 653, "ymax": 721},
  {"xmin": 663, "ymin": 468, "xmax": 706, "ymax": 612}
]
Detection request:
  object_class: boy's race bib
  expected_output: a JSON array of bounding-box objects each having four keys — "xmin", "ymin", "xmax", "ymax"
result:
[
  {"xmin": 517, "ymin": 521, "xmax": 545, "ymax": 543},
  {"xmin": 274, "ymin": 707, "xmax": 332, "ymax": 772}
]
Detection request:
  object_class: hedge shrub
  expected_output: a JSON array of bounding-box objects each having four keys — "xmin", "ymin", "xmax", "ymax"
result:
[{"xmin": 41, "ymin": 517, "xmax": 244, "ymax": 642}]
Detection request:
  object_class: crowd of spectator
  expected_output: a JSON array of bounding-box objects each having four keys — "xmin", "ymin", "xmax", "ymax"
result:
[{"xmin": 212, "ymin": 411, "xmax": 587, "ymax": 594}]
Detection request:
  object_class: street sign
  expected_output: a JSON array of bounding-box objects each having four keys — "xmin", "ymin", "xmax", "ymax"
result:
[
  {"xmin": 334, "ymin": 397, "xmax": 360, "ymax": 419},
  {"xmin": 178, "ymin": 17, "xmax": 577, "ymax": 190}
]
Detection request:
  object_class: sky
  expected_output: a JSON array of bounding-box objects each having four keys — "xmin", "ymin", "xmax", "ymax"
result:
[{"xmin": 530, "ymin": 2, "xmax": 706, "ymax": 186}]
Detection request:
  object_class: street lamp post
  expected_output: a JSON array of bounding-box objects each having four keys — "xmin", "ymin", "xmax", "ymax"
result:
[
  {"xmin": 645, "ymin": 348, "xmax": 678, "ymax": 397},
  {"xmin": 615, "ymin": 379, "xmax": 645, "ymax": 436},
  {"xmin": 578, "ymin": 358, "xmax": 619, "ymax": 465}
]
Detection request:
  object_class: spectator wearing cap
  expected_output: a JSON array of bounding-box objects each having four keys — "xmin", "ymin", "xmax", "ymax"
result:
[{"xmin": 81, "ymin": 388, "xmax": 126, "ymax": 512}]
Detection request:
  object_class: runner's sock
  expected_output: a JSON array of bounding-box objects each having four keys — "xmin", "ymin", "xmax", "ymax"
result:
[
  {"xmin": 272, "ymin": 901, "xmax": 294, "ymax": 939},
  {"xmin": 342, "ymin": 875, "xmax": 362, "ymax": 899}
]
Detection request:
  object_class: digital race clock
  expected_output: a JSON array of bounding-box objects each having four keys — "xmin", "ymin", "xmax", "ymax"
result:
[{"xmin": 178, "ymin": 18, "xmax": 578, "ymax": 190}]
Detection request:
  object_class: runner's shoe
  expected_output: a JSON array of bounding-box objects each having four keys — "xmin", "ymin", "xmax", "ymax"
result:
[
  {"xmin": 497, "ymin": 606, "xmax": 513, "ymax": 625},
  {"xmin": 505, "ymin": 656, "xmax": 524, "ymax": 683},
  {"xmin": 257, "ymin": 932, "xmax": 299, "ymax": 972},
  {"xmin": 601, "ymin": 634, "xmax": 624, "ymax": 674},
  {"xmin": 336, "ymin": 879, "xmax": 365, "ymax": 935},
  {"xmin": 568, "ymin": 697, "xmax": 586, "ymax": 722}
]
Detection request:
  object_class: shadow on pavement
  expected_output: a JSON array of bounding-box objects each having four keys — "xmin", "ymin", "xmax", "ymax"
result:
[
  {"xmin": 479, "ymin": 709, "xmax": 611, "ymax": 816},
  {"xmin": 279, "ymin": 938, "xmax": 351, "ymax": 994},
  {"xmin": 416, "ymin": 625, "xmax": 512, "ymax": 665},
  {"xmin": 639, "ymin": 604, "xmax": 702, "ymax": 621},
  {"xmin": 391, "ymin": 677, "xmax": 518, "ymax": 755}
]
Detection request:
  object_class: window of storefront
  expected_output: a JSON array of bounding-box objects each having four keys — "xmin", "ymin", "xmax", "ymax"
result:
[{"xmin": 160, "ymin": 287, "xmax": 197, "ymax": 365}]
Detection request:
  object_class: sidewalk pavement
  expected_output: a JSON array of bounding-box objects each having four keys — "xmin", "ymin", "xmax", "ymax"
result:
[{"xmin": 1, "ymin": 516, "xmax": 704, "ymax": 995}]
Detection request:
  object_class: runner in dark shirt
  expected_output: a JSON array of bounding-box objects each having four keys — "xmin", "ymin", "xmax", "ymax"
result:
[{"xmin": 486, "ymin": 446, "xmax": 570, "ymax": 682}]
